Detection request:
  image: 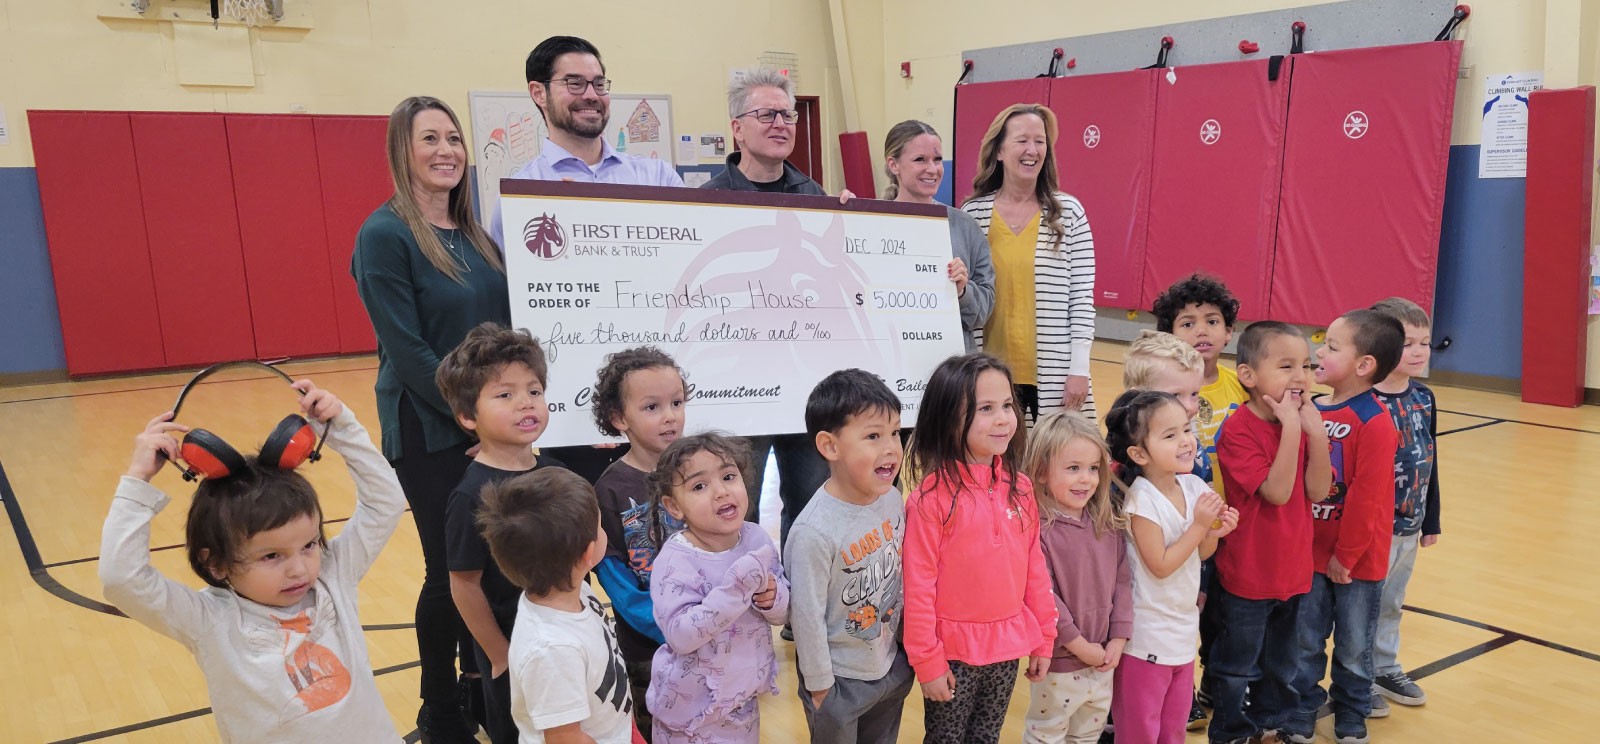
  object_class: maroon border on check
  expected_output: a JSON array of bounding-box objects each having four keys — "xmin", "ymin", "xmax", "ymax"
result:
[{"xmin": 499, "ymin": 179, "xmax": 950, "ymax": 219}]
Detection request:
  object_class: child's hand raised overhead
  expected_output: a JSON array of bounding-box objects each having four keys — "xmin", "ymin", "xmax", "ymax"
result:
[
  {"xmin": 291, "ymin": 379, "xmax": 344, "ymax": 422},
  {"xmin": 126, "ymin": 412, "xmax": 189, "ymax": 482}
]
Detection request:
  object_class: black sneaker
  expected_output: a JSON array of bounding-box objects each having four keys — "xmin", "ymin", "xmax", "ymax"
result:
[
  {"xmin": 1333, "ymin": 708, "xmax": 1371, "ymax": 744},
  {"xmin": 1188, "ymin": 695, "xmax": 1209, "ymax": 731},
  {"xmin": 416, "ymin": 700, "xmax": 479, "ymax": 744},
  {"xmin": 1196, "ymin": 683, "xmax": 1214, "ymax": 709},
  {"xmin": 780, "ymin": 625, "xmax": 794, "ymax": 642},
  {"xmin": 1373, "ymin": 670, "xmax": 1426, "ymax": 705},
  {"xmin": 1279, "ymin": 730, "xmax": 1316, "ymax": 744}
]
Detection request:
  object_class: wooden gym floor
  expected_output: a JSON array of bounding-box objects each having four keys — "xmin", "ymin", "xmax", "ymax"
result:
[{"xmin": 1, "ymin": 341, "xmax": 1596, "ymax": 742}]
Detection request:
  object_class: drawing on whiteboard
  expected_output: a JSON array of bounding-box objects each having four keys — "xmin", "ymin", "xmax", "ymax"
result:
[
  {"xmin": 627, "ymin": 101, "xmax": 661, "ymax": 143},
  {"xmin": 507, "ymin": 111, "xmax": 543, "ymax": 161}
]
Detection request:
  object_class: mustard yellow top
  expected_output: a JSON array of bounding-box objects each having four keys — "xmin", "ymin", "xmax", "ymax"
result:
[
  {"xmin": 983, "ymin": 213, "xmax": 1040, "ymax": 385},
  {"xmin": 1199, "ymin": 364, "xmax": 1250, "ymax": 501}
]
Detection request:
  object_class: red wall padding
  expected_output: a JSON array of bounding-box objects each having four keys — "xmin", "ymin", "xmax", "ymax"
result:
[
  {"xmin": 1144, "ymin": 58, "xmax": 1291, "ymax": 319},
  {"xmin": 838, "ymin": 130, "xmax": 877, "ymax": 201},
  {"xmin": 1049, "ymin": 70, "xmax": 1157, "ymax": 309},
  {"xmin": 131, "ymin": 113, "xmax": 259, "ymax": 366},
  {"xmin": 1521, "ymin": 86, "xmax": 1596, "ymax": 407},
  {"xmin": 312, "ymin": 116, "xmax": 390, "ymax": 354},
  {"xmin": 27, "ymin": 111, "xmax": 168, "ymax": 375},
  {"xmin": 225, "ymin": 114, "xmax": 342, "ymax": 359},
  {"xmin": 952, "ymin": 78, "xmax": 1050, "ymax": 205},
  {"xmin": 1268, "ymin": 42, "xmax": 1462, "ymax": 325}
]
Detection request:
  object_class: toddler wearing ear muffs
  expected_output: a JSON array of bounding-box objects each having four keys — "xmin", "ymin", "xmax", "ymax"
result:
[{"xmin": 98, "ymin": 363, "xmax": 408, "ymax": 744}]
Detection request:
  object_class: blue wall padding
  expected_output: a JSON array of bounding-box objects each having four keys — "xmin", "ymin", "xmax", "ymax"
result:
[
  {"xmin": 1429, "ymin": 145, "xmax": 1526, "ymax": 380},
  {"xmin": 0, "ymin": 168, "xmax": 66, "ymax": 375}
]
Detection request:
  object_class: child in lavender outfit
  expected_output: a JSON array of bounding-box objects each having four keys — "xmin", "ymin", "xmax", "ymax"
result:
[{"xmin": 646, "ymin": 433, "xmax": 789, "ymax": 743}]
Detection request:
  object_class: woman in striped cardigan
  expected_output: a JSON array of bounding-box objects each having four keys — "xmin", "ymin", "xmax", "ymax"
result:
[{"xmin": 962, "ymin": 103, "xmax": 1097, "ymax": 422}]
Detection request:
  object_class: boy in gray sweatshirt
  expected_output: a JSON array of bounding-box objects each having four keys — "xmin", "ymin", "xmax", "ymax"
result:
[{"xmin": 784, "ymin": 369, "xmax": 916, "ymax": 744}]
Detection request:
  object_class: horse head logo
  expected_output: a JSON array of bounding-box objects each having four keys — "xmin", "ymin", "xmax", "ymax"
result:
[{"xmin": 523, "ymin": 213, "xmax": 567, "ymax": 259}]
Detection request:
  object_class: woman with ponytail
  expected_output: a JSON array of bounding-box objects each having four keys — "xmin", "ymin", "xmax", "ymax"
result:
[
  {"xmin": 883, "ymin": 120, "xmax": 995, "ymax": 351},
  {"xmin": 351, "ymin": 95, "xmax": 508, "ymax": 742}
]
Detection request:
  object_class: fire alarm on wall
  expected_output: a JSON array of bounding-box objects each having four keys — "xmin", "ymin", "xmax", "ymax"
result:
[{"xmin": 900, "ymin": 61, "xmax": 911, "ymax": 78}]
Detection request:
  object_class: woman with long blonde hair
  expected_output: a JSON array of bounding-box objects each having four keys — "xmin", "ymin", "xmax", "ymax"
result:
[
  {"xmin": 351, "ymin": 95, "xmax": 506, "ymax": 743},
  {"xmin": 961, "ymin": 104, "xmax": 1098, "ymax": 422}
]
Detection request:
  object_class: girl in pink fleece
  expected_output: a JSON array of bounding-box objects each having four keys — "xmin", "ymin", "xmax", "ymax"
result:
[{"xmin": 902, "ymin": 353, "xmax": 1058, "ymax": 744}]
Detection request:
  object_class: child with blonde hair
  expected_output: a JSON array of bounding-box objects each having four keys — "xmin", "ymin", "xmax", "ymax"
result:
[
  {"xmin": 1020, "ymin": 411, "xmax": 1132, "ymax": 744},
  {"xmin": 1124, "ymin": 330, "xmax": 1210, "ymax": 484}
]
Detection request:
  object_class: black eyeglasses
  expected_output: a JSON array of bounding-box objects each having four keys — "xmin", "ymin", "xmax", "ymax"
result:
[
  {"xmin": 548, "ymin": 76, "xmax": 611, "ymax": 95},
  {"xmin": 736, "ymin": 107, "xmax": 800, "ymax": 125}
]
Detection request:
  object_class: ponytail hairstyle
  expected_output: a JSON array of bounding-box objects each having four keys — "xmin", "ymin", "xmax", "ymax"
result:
[
  {"xmin": 644, "ymin": 432, "xmax": 751, "ymax": 548},
  {"xmin": 1103, "ymin": 389, "xmax": 1184, "ymax": 498},
  {"xmin": 908, "ymin": 352, "xmax": 1028, "ymax": 529},
  {"xmin": 882, "ymin": 119, "xmax": 940, "ymax": 200},
  {"xmin": 1022, "ymin": 410, "xmax": 1125, "ymax": 538}
]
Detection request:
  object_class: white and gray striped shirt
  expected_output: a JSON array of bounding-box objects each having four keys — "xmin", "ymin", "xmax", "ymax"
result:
[{"xmin": 962, "ymin": 191, "xmax": 1097, "ymax": 419}]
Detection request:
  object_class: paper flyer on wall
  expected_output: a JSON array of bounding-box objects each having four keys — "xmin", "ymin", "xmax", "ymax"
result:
[{"xmin": 1479, "ymin": 71, "xmax": 1543, "ymax": 179}]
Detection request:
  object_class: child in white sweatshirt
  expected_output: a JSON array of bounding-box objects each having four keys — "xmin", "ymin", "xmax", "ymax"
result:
[{"xmin": 99, "ymin": 380, "xmax": 407, "ymax": 744}]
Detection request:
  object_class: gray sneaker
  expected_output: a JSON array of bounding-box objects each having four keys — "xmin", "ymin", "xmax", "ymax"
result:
[
  {"xmin": 1374, "ymin": 670, "xmax": 1427, "ymax": 705},
  {"xmin": 1368, "ymin": 692, "xmax": 1390, "ymax": 718}
]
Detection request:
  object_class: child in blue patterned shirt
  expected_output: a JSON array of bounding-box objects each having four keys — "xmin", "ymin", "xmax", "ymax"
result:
[{"xmin": 1366, "ymin": 297, "xmax": 1444, "ymax": 710}]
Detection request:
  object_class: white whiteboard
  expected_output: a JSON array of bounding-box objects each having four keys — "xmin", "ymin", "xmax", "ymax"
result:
[{"xmin": 467, "ymin": 90, "xmax": 675, "ymax": 230}]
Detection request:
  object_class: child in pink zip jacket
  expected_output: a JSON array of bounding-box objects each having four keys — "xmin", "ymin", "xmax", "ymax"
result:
[{"xmin": 902, "ymin": 353, "xmax": 1058, "ymax": 744}]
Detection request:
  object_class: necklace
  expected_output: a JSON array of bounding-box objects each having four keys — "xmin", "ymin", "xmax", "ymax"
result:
[{"xmin": 436, "ymin": 225, "xmax": 472, "ymax": 274}]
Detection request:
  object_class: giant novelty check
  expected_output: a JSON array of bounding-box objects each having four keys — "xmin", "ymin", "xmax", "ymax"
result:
[{"xmin": 501, "ymin": 180, "xmax": 965, "ymax": 447}]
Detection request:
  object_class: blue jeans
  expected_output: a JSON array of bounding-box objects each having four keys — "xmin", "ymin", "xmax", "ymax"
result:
[
  {"xmin": 1291, "ymin": 573, "xmax": 1383, "ymax": 728},
  {"xmin": 1206, "ymin": 586, "xmax": 1302, "ymax": 743},
  {"xmin": 1374, "ymin": 532, "xmax": 1420, "ymax": 676}
]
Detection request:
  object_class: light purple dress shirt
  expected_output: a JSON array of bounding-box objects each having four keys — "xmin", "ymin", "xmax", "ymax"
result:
[{"xmin": 488, "ymin": 137, "xmax": 684, "ymax": 247}]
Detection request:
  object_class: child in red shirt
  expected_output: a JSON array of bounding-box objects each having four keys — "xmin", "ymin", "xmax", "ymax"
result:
[
  {"xmin": 1207, "ymin": 322, "xmax": 1333, "ymax": 744},
  {"xmin": 1285, "ymin": 309, "xmax": 1403, "ymax": 744}
]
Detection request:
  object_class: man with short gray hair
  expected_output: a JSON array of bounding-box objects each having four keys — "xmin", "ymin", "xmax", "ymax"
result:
[{"xmin": 703, "ymin": 68, "xmax": 823, "ymax": 193}]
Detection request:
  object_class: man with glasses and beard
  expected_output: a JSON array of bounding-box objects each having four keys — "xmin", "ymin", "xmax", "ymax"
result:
[
  {"xmin": 488, "ymin": 35, "xmax": 684, "ymax": 251},
  {"xmin": 487, "ymin": 36, "xmax": 685, "ymax": 489}
]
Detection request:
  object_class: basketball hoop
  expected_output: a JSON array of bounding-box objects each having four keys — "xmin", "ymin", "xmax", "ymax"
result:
[{"xmin": 221, "ymin": 0, "xmax": 279, "ymax": 26}]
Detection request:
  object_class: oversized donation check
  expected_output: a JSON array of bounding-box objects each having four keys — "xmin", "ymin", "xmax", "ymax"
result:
[{"xmin": 501, "ymin": 181, "xmax": 966, "ymax": 447}]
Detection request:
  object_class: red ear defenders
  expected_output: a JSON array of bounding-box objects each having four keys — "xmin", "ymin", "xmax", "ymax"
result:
[{"xmin": 165, "ymin": 361, "xmax": 328, "ymax": 482}]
